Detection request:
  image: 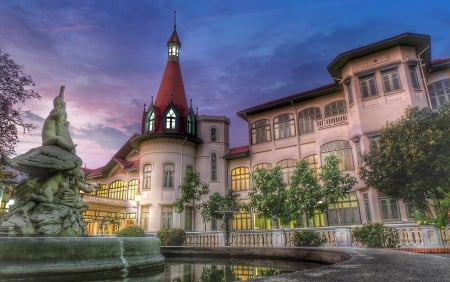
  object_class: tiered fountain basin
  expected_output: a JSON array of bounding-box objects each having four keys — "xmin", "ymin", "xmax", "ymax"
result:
[{"xmin": 0, "ymin": 236, "xmax": 165, "ymax": 281}]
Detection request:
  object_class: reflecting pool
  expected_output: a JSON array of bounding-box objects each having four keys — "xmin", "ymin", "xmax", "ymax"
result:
[{"xmin": 160, "ymin": 256, "xmax": 325, "ymax": 281}]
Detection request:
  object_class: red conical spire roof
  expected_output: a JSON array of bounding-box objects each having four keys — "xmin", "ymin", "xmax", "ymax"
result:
[{"xmin": 154, "ymin": 25, "xmax": 188, "ymax": 117}]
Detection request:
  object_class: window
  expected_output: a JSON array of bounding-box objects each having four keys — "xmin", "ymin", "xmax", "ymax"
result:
[
  {"xmin": 359, "ymin": 73, "xmax": 378, "ymax": 99},
  {"xmin": 276, "ymin": 159, "xmax": 297, "ymax": 184},
  {"xmin": 379, "ymin": 197, "xmax": 400, "ymax": 221},
  {"xmin": 253, "ymin": 162, "xmax": 272, "ymax": 171},
  {"xmin": 187, "ymin": 113, "xmax": 195, "ymax": 135},
  {"xmin": 320, "ymin": 140, "xmax": 354, "ymax": 171},
  {"xmin": 327, "ymin": 193, "xmax": 361, "ymax": 225},
  {"xmin": 324, "ymin": 100, "xmax": 347, "ymax": 117},
  {"xmin": 363, "ymin": 193, "xmax": 372, "ymax": 223},
  {"xmin": 354, "ymin": 138, "xmax": 362, "ymax": 165},
  {"xmin": 96, "ymin": 184, "xmax": 108, "ymax": 198},
  {"xmin": 210, "ymin": 127, "xmax": 217, "ymax": 142},
  {"xmin": 381, "ymin": 67, "xmax": 402, "ymax": 93},
  {"xmin": 251, "ymin": 119, "xmax": 271, "ymax": 144},
  {"xmin": 127, "ymin": 179, "xmax": 139, "ymax": 200},
  {"xmin": 146, "ymin": 110, "xmax": 155, "ymax": 132},
  {"xmin": 143, "ymin": 164, "xmax": 152, "ymax": 190},
  {"xmin": 231, "ymin": 167, "xmax": 250, "ymax": 191},
  {"xmin": 109, "ymin": 180, "xmax": 127, "ymax": 200},
  {"xmin": 368, "ymin": 134, "xmax": 380, "ymax": 152},
  {"xmin": 210, "ymin": 152, "xmax": 217, "ymax": 181},
  {"xmin": 233, "ymin": 210, "xmax": 252, "ymax": 230},
  {"xmin": 302, "ymin": 154, "xmax": 319, "ymax": 173},
  {"xmin": 409, "ymin": 65, "xmax": 421, "ymax": 90},
  {"xmin": 161, "ymin": 206, "xmax": 173, "ymax": 229},
  {"xmin": 163, "ymin": 163, "xmax": 175, "ymax": 189},
  {"xmin": 273, "ymin": 113, "xmax": 295, "ymax": 140},
  {"xmin": 298, "ymin": 107, "xmax": 321, "ymax": 135},
  {"xmin": 184, "ymin": 207, "xmax": 193, "ymax": 231},
  {"xmin": 429, "ymin": 78, "xmax": 450, "ymax": 110},
  {"xmin": 165, "ymin": 108, "xmax": 177, "ymax": 130},
  {"xmin": 345, "ymin": 79, "xmax": 354, "ymax": 105}
]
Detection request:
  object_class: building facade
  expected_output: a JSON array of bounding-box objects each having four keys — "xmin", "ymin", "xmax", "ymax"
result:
[{"xmin": 80, "ymin": 30, "xmax": 449, "ymax": 235}]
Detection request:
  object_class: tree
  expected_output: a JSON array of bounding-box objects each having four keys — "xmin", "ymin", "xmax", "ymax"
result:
[
  {"xmin": 174, "ymin": 169, "xmax": 209, "ymax": 231},
  {"xmin": 248, "ymin": 166, "xmax": 288, "ymax": 227},
  {"xmin": 360, "ymin": 105, "xmax": 450, "ymax": 211},
  {"xmin": 0, "ymin": 50, "xmax": 40, "ymax": 156},
  {"xmin": 201, "ymin": 190, "xmax": 240, "ymax": 245},
  {"xmin": 288, "ymin": 156, "xmax": 356, "ymax": 226}
]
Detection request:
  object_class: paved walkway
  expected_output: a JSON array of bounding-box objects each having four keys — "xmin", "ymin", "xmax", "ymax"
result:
[{"xmin": 251, "ymin": 248, "xmax": 450, "ymax": 282}]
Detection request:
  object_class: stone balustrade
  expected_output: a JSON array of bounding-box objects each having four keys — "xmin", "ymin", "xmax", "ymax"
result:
[
  {"xmin": 317, "ymin": 114, "xmax": 348, "ymax": 129},
  {"xmin": 185, "ymin": 225, "xmax": 450, "ymax": 248}
]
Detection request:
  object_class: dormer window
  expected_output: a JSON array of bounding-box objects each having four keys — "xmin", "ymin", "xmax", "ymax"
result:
[
  {"xmin": 146, "ymin": 110, "xmax": 155, "ymax": 132},
  {"xmin": 165, "ymin": 108, "xmax": 177, "ymax": 130},
  {"xmin": 187, "ymin": 113, "xmax": 196, "ymax": 135}
]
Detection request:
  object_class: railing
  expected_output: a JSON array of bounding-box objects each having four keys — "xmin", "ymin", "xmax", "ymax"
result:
[
  {"xmin": 317, "ymin": 114, "xmax": 348, "ymax": 129},
  {"xmin": 185, "ymin": 224, "xmax": 450, "ymax": 248}
]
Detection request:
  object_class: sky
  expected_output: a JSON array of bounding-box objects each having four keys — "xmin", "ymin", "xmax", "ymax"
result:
[{"xmin": 1, "ymin": 0, "xmax": 449, "ymax": 168}]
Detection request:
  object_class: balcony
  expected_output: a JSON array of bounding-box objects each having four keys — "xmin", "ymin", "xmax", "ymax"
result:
[{"xmin": 317, "ymin": 114, "xmax": 348, "ymax": 129}]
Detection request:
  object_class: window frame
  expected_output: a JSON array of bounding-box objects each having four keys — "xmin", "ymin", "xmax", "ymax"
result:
[
  {"xmin": 324, "ymin": 100, "xmax": 347, "ymax": 118},
  {"xmin": 210, "ymin": 127, "xmax": 217, "ymax": 142},
  {"xmin": 162, "ymin": 163, "xmax": 175, "ymax": 189},
  {"xmin": 359, "ymin": 73, "xmax": 379, "ymax": 99},
  {"xmin": 381, "ymin": 67, "xmax": 402, "ymax": 93},
  {"xmin": 251, "ymin": 119, "xmax": 271, "ymax": 144},
  {"xmin": 408, "ymin": 64, "xmax": 421, "ymax": 90},
  {"xmin": 143, "ymin": 164, "xmax": 152, "ymax": 190},
  {"xmin": 210, "ymin": 152, "xmax": 217, "ymax": 182},
  {"xmin": 273, "ymin": 113, "xmax": 296, "ymax": 140},
  {"xmin": 320, "ymin": 140, "xmax": 354, "ymax": 171},
  {"xmin": 231, "ymin": 167, "xmax": 250, "ymax": 191},
  {"xmin": 298, "ymin": 107, "xmax": 321, "ymax": 135}
]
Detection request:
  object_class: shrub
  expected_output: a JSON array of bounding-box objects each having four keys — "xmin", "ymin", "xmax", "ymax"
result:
[
  {"xmin": 292, "ymin": 230, "xmax": 325, "ymax": 247},
  {"xmin": 156, "ymin": 228, "xmax": 186, "ymax": 246},
  {"xmin": 352, "ymin": 223, "xmax": 399, "ymax": 248},
  {"xmin": 116, "ymin": 225, "xmax": 145, "ymax": 237}
]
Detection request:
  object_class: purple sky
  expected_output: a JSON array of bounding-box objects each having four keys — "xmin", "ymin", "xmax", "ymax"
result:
[{"xmin": 2, "ymin": 0, "xmax": 449, "ymax": 168}]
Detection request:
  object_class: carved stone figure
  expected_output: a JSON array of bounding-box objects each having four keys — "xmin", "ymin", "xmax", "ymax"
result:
[{"xmin": 0, "ymin": 86, "xmax": 98, "ymax": 236}]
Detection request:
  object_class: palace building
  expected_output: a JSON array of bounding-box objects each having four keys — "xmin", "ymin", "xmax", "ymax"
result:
[{"xmin": 80, "ymin": 26, "xmax": 450, "ymax": 235}]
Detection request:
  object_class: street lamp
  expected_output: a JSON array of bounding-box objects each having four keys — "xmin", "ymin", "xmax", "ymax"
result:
[{"xmin": 135, "ymin": 192, "xmax": 141, "ymax": 227}]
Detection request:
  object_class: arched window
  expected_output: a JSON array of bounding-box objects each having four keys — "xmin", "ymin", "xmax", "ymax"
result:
[
  {"xmin": 253, "ymin": 162, "xmax": 272, "ymax": 171},
  {"xmin": 146, "ymin": 110, "xmax": 155, "ymax": 132},
  {"xmin": 109, "ymin": 180, "xmax": 127, "ymax": 200},
  {"xmin": 210, "ymin": 152, "xmax": 217, "ymax": 181},
  {"xmin": 324, "ymin": 100, "xmax": 347, "ymax": 117},
  {"xmin": 143, "ymin": 164, "xmax": 152, "ymax": 190},
  {"xmin": 127, "ymin": 179, "xmax": 139, "ymax": 200},
  {"xmin": 429, "ymin": 78, "xmax": 450, "ymax": 110},
  {"xmin": 165, "ymin": 108, "xmax": 177, "ymax": 130},
  {"xmin": 163, "ymin": 163, "xmax": 175, "ymax": 189},
  {"xmin": 274, "ymin": 113, "xmax": 295, "ymax": 140},
  {"xmin": 276, "ymin": 159, "xmax": 298, "ymax": 184},
  {"xmin": 231, "ymin": 167, "xmax": 250, "ymax": 191},
  {"xmin": 96, "ymin": 184, "xmax": 108, "ymax": 198},
  {"xmin": 187, "ymin": 113, "xmax": 196, "ymax": 135},
  {"xmin": 302, "ymin": 154, "xmax": 319, "ymax": 173},
  {"xmin": 251, "ymin": 119, "xmax": 271, "ymax": 144},
  {"xmin": 298, "ymin": 107, "xmax": 321, "ymax": 135},
  {"xmin": 320, "ymin": 140, "xmax": 354, "ymax": 171}
]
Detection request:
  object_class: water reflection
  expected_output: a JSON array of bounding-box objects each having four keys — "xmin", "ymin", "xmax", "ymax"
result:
[{"xmin": 160, "ymin": 257, "xmax": 324, "ymax": 281}]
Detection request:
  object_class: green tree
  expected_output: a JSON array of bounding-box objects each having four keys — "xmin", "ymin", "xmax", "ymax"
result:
[
  {"xmin": 0, "ymin": 50, "xmax": 40, "ymax": 156},
  {"xmin": 288, "ymin": 156, "xmax": 356, "ymax": 226},
  {"xmin": 201, "ymin": 190, "xmax": 240, "ymax": 245},
  {"xmin": 174, "ymin": 169, "xmax": 209, "ymax": 231},
  {"xmin": 360, "ymin": 105, "xmax": 450, "ymax": 216},
  {"xmin": 249, "ymin": 166, "xmax": 288, "ymax": 227}
]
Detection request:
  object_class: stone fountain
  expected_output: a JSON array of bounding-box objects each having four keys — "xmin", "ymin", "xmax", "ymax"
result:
[{"xmin": 0, "ymin": 86, "xmax": 164, "ymax": 281}]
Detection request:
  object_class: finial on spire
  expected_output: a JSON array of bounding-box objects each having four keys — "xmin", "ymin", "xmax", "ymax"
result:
[
  {"xmin": 174, "ymin": 10, "xmax": 177, "ymax": 31},
  {"xmin": 144, "ymin": 103, "xmax": 146, "ymax": 112},
  {"xmin": 151, "ymin": 96, "xmax": 153, "ymax": 105}
]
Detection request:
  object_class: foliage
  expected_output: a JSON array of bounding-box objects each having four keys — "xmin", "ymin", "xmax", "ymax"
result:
[
  {"xmin": 0, "ymin": 50, "xmax": 41, "ymax": 156},
  {"xmin": 199, "ymin": 265, "xmax": 238, "ymax": 282},
  {"xmin": 248, "ymin": 166, "xmax": 289, "ymax": 226},
  {"xmin": 201, "ymin": 190, "xmax": 240, "ymax": 222},
  {"xmin": 116, "ymin": 225, "xmax": 145, "ymax": 237},
  {"xmin": 288, "ymin": 156, "xmax": 356, "ymax": 225},
  {"xmin": 411, "ymin": 193, "xmax": 450, "ymax": 229},
  {"xmin": 292, "ymin": 229, "xmax": 325, "ymax": 247},
  {"xmin": 360, "ymin": 105, "xmax": 450, "ymax": 210},
  {"xmin": 156, "ymin": 228, "xmax": 186, "ymax": 246},
  {"xmin": 352, "ymin": 223, "xmax": 399, "ymax": 248},
  {"xmin": 174, "ymin": 169, "xmax": 209, "ymax": 231}
]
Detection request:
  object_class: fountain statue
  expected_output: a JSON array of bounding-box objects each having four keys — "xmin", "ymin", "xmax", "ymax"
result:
[
  {"xmin": 0, "ymin": 86, "xmax": 165, "ymax": 281},
  {"xmin": 0, "ymin": 86, "xmax": 98, "ymax": 236}
]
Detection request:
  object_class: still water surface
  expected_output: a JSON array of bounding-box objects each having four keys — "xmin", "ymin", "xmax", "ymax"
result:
[{"xmin": 159, "ymin": 256, "xmax": 325, "ymax": 281}]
